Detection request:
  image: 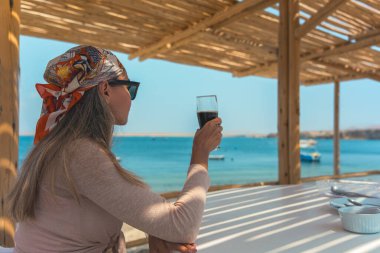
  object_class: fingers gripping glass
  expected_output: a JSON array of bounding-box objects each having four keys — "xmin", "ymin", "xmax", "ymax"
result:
[{"xmin": 108, "ymin": 80, "xmax": 140, "ymax": 100}]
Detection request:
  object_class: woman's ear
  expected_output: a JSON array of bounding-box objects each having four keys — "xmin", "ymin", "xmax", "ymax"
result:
[{"xmin": 98, "ymin": 81, "xmax": 111, "ymax": 104}]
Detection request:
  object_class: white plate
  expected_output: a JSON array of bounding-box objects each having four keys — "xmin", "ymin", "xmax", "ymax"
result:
[
  {"xmin": 330, "ymin": 197, "xmax": 351, "ymax": 209},
  {"xmin": 330, "ymin": 197, "xmax": 380, "ymax": 209}
]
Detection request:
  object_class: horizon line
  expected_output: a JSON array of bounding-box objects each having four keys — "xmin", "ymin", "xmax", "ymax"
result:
[{"xmin": 19, "ymin": 126, "xmax": 380, "ymax": 138}]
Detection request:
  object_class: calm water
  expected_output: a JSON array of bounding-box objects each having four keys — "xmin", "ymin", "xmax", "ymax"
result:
[{"xmin": 19, "ymin": 136, "xmax": 380, "ymax": 193}]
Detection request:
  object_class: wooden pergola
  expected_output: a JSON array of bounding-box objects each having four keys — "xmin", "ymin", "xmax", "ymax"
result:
[{"xmin": 1, "ymin": 0, "xmax": 380, "ymax": 247}]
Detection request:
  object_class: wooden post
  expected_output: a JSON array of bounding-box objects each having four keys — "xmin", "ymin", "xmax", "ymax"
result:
[
  {"xmin": 278, "ymin": 0, "xmax": 301, "ymax": 184},
  {"xmin": 0, "ymin": 0, "xmax": 20, "ymax": 247},
  {"xmin": 334, "ymin": 79, "xmax": 340, "ymax": 175}
]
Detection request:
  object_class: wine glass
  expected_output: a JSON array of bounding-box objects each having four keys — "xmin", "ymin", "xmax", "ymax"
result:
[{"xmin": 196, "ymin": 95, "xmax": 220, "ymax": 150}]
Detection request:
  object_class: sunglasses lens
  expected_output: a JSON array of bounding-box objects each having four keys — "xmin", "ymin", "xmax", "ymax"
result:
[{"xmin": 128, "ymin": 85, "xmax": 138, "ymax": 100}]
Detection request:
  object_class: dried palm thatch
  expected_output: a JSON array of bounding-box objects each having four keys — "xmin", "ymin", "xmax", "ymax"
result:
[{"xmin": 20, "ymin": 0, "xmax": 380, "ymax": 85}]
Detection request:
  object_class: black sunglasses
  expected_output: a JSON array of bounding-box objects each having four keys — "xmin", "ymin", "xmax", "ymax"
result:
[{"xmin": 108, "ymin": 79, "xmax": 140, "ymax": 100}]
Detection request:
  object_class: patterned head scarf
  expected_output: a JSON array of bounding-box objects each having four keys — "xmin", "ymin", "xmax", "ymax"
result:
[{"xmin": 34, "ymin": 45, "xmax": 127, "ymax": 145}]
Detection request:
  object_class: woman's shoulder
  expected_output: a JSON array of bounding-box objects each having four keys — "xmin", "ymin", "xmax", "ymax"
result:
[
  {"xmin": 60, "ymin": 138, "xmax": 115, "ymax": 180},
  {"xmin": 67, "ymin": 137, "xmax": 110, "ymax": 163}
]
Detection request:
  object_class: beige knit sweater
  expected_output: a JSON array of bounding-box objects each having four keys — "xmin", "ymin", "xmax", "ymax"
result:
[{"xmin": 13, "ymin": 137, "xmax": 210, "ymax": 252}]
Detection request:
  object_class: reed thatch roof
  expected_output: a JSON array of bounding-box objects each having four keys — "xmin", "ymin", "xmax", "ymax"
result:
[{"xmin": 20, "ymin": 0, "xmax": 380, "ymax": 85}]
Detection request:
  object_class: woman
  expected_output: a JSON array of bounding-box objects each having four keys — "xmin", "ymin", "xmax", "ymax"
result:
[{"xmin": 6, "ymin": 45, "xmax": 222, "ymax": 253}]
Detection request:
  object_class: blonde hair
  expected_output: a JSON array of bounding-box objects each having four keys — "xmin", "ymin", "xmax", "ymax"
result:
[{"xmin": 7, "ymin": 86, "xmax": 149, "ymax": 222}]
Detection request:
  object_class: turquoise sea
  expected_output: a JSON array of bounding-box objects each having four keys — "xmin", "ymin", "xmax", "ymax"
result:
[{"xmin": 19, "ymin": 136, "xmax": 380, "ymax": 193}]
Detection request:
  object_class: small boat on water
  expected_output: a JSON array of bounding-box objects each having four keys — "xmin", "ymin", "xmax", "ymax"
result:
[
  {"xmin": 300, "ymin": 139, "xmax": 317, "ymax": 148},
  {"xmin": 300, "ymin": 150, "xmax": 321, "ymax": 162},
  {"xmin": 209, "ymin": 154, "xmax": 225, "ymax": 160},
  {"xmin": 300, "ymin": 139, "xmax": 321, "ymax": 162},
  {"xmin": 116, "ymin": 156, "xmax": 121, "ymax": 162}
]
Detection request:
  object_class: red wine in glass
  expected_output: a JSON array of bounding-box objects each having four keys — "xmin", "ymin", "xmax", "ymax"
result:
[{"xmin": 197, "ymin": 111, "xmax": 218, "ymax": 128}]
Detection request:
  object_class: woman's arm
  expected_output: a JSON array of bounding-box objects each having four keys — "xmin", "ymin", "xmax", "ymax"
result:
[{"xmin": 67, "ymin": 138, "xmax": 210, "ymax": 243}]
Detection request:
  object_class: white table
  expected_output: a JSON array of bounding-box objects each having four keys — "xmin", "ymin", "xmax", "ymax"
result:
[
  {"xmin": 0, "ymin": 247, "xmax": 13, "ymax": 253},
  {"xmin": 196, "ymin": 183, "xmax": 380, "ymax": 253}
]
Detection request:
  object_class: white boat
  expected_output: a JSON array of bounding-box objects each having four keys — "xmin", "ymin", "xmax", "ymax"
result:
[
  {"xmin": 300, "ymin": 139, "xmax": 317, "ymax": 148},
  {"xmin": 209, "ymin": 154, "xmax": 225, "ymax": 160},
  {"xmin": 116, "ymin": 156, "xmax": 121, "ymax": 162}
]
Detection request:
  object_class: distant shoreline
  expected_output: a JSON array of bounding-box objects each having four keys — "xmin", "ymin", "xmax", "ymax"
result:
[
  {"xmin": 268, "ymin": 128, "xmax": 380, "ymax": 140},
  {"xmin": 19, "ymin": 128, "xmax": 380, "ymax": 139},
  {"xmin": 19, "ymin": 133, "xmax": 268, "ymax": 138}
]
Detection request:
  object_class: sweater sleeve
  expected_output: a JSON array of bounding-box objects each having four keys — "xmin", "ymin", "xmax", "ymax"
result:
[{"xmin": 66, "ymin": 138, "xmax": 210, "ymax": 243}]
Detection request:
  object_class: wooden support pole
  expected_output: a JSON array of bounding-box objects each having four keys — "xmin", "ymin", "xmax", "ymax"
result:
[
  {"xmin": 334, "ymin": 79, "xmax": 340, "ymax": 175},
  {"xmin": 278, "ymin": 0, "xmax": 289, "ymax": 184},
  {"xmin": 0, "ymin": 0, "xmax": 20, "ymax": 247},
  {"xmin": 288, "ymin": 0, "xmax": 301, "ymax": 185},
  {"xmin": 278, "ymin": 0, "xmax": 301, "ymax": 184}
]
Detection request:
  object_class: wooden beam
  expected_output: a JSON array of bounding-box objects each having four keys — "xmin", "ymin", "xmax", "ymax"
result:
[
  {"xmin": 351, "ymin": 27, "xmax": 380, "ymax": 41},
  {"xmin": 0, "ymin": 0, "xmax": 20, "ymax": 247},
  {"xmin": 314, "ymin": 60, "xmax": 380, "ymax": 82},
  {"xmin": 301, "ymin": 170, "xmax": 380, "ymax": 183},
  {"xmin": 129, "ymin": 0, "xmax": 278, "ymax": 60},
  {"xmin": 334, "ymin": 79, "xmax": 340, "ymax": 175},
  {"xmin": 278, "ymin": 0, "xmax": 301, "ymax": 185},
  {"xmin": 208, "ymin": 28, "xmax": 278, "ymax": 55},
  {"xmin": 302, "ymin": 73, "xmax": 364, "ymax": 85},
  {"xmin": 302, "ymin": 33, "xmax": 380, "ymax": 61},
  {"xmin": 235, "ymin": 31, "xmax": 380, "ymax": 77},
  {"xmin": 295, "ymin": 0, "xmax": 349, "ymax": 38},
  {"xmin": 233, "ymin": 60, "xmax": 277, "ymax": 77}
]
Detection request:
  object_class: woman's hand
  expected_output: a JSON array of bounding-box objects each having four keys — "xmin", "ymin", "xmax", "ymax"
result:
[
  {"xmin": 191, "ymin": 117, "xmax": 223, "ymax": 168},
  {"xmin": 117, "ymin": 231, "xmax": 127, "ymax": 253},
  {"xmin": 148, "ymin": 235, "xmax": 197, "ymax": 253},
  {"xmin": 193, "ymin": 117, "xmax": 223, "ymax": 153}
]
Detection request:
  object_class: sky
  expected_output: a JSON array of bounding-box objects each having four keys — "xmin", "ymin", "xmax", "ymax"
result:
[{"xmin": 19, "ymin": 35, "xmax": 380, "ymax": 136}]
